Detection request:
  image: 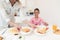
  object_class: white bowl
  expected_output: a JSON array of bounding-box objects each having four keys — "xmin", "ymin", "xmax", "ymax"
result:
[{"xmin": 20, "ymin": 27, "xmax": 32, "ymax": 35}]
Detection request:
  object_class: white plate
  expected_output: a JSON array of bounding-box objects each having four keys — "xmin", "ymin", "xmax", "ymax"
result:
[
  {"xmin": 34, "ymin": 26, "xmax": 49, "ymax": 35},
  {"xmin": 20, "ymin": 27, "xmax": 32, "ymax": 35},
  {"xmin": 34, "ymin": 28, "xmax": 46, "ymax": 36},
  {"xmin": 6, "ymin": 28, "xmax": 19, "ymax": 35}
]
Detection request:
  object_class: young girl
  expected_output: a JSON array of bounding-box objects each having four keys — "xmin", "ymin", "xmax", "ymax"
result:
[{"xmin": 29, "ymin": 8, "xmax": 48, "ymax": 28}]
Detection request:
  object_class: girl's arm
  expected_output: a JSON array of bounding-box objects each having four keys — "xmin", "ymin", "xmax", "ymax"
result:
[
  {"xmin": 43, "ymin": 22, "xmax": 48, "ymax": 26},
  {"xmin": 41, "ymin": 18, "xmax": 48, "ymax": 26}
]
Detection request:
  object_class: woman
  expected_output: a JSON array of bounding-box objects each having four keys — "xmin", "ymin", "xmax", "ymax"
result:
[
  {"xmin": 0, "ymin": 4, "xmax": 9, "ymax": 27},
  {"xmin": 2, "ymin": 0, "xmax": 23, "ymax": 22},
  {"xmin": 0, "ymin": 4, "xmax": 21, "ymax": 31}
]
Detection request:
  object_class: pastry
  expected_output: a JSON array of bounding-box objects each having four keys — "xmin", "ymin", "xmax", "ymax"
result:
[
  {"xmin": 9, "ymin": 28, "xmax": 19, "ymax": 34},
  {"xmin": 54, "ymin": 29, "xmax": 60, "ymax": 35},
  {"xmin": 37, "ymin": 28, "xmax": 46, "ymax": 34},
  {"xmin": 22, "ymin": 28, "xmax": 30, "ymax": 33},
  {"xmin": 0, "ymin": 36, "xmax": 3, "ymax": 40}
]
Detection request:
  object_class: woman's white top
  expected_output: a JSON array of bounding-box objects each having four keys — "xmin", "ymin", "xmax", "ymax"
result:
[
  {"xmin": 3, "ymin": 1, "xmax": 22, "ymax": 16},
  {"xmin": 2, "ymin": 0, "xmax": 25, "ymax": 23}
]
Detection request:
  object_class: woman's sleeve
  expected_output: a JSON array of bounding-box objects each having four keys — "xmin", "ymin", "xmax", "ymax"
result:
[{"xmin": 0, "ymin": 6, "xmax": 10, "ymax": 23}]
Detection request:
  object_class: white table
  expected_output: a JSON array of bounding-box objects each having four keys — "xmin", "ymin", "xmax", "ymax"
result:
[{"xmin": 0, "ymin": 25, "xmax": 60, "ymax": 40}]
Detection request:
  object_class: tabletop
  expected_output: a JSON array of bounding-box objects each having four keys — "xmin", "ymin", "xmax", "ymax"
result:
[{"xmin": 0, "ymin": 25, "xmax": 60, "ymax": 40}]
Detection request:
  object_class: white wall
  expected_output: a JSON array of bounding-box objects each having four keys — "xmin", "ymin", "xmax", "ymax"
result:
[{"xmin": 26, "ymin": 0, "xmax": 60, "ymax": 26}]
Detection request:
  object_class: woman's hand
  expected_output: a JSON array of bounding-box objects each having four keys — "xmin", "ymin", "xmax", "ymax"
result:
[
  {"xmin": 9, "ymin": 21, "xmax": 21, "ymax": 31},
  {"xmin": 22, "ymin": 20, "xmax": 29, "ymax": 24},
  {"xmin": 17, "ymin": 27, "xmax": 21, "ymax": 31}
]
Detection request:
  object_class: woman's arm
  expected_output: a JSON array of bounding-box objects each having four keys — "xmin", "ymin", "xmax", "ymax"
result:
[
  {"xmin": 8, "ymin": 21, "xmax": 21, "ymax": 27},
  {"xmin": 23, "ymin": 20, "xmax": 37, "ymax": 28}
]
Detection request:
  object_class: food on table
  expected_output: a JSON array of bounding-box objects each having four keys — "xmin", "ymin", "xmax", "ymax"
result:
[
  {"xmin": 20, "ymin": 27, "xmax": 32, "ymax": 35},
  {"xmin": 52, "ymin": 25, "xmax": 60, "ymax": 35},
  {"xmin": 22, "ymin": 28, "xmax": 30, "ymax": 33},
  {"xmin": 52, "ymin": 25, "xmax": 57, "ymax": 31},
  {"xmin": 9, "ymin": 28, "xmax": 19, "ymax": 34},
  {"xmin": 0, "ymin": 36, "xmax": 3, "ymax": 40},
  {"xmin": 54, "ymin": 29, "xmax": 60, "ymax": 35},
  {"xmin": 36, "ymin": 28, "xmax": 47, "ymax": 34}
]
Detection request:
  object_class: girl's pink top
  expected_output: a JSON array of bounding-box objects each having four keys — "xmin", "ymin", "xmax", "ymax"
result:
[{"xmin": 30, "ymin": 17, "xmax": 45, "ymax": 25}]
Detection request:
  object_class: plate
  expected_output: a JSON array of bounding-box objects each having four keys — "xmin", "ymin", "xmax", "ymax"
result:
[
  {"xmin": 8, "ymin": 27, "xmax": 19, "ymax": 35},
  {"xmin": 34, "ymin": 26, "xmax": 48, "ymax": 35},
  {"xmin": 53, "ymin": 29, "xmax": 60, "ymax": 35}
]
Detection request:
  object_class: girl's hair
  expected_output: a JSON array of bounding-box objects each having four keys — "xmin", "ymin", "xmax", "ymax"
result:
[{"xmin": 34, "ymin": 8, "xmax": 40, "ymax": 12}]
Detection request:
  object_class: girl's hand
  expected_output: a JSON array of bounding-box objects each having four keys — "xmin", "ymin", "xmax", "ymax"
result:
[
  {"xmin": 46, "ymin": 27, "xmax": 49, "ymax": 30},
  {"xmin": 44, "ymin": 22, "xmax": 48, "ymax": 26}
]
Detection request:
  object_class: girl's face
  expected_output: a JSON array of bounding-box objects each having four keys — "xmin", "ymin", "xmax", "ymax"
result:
[
  {"xmin": 34, "ymin": 10, "xmax": 40, "ymax": 18},
  {"xmin": 10, "ymin": 0, "xmax": 16, "ymax": 4}
]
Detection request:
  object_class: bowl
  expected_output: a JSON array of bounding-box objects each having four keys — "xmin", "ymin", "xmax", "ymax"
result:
[{"xmin": 20, "ymin": 27, "xmax": 32, "ymax": 35}]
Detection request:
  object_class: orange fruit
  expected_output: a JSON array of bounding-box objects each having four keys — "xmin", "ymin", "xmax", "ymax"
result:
[{"xmin": 52, "ymin": 25, "xmax": 57, "ymax": 31}]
